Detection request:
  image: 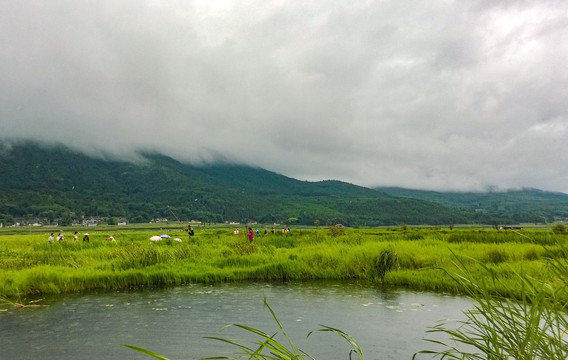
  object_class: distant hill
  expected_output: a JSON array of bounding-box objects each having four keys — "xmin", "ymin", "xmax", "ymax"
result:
[
  {"xmin": 0, "ymin": 142, "xmax": 471, "ymax": 227},
  {"xmin": 2, "ymin": 143, "xmax": 565, "ymax": 227},
  {"xmin": 376, "ymin": 187, "xmax": 568, "ymax": 224}
]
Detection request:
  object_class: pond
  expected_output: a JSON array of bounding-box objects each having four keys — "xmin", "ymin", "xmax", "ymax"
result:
[{"xmin": 0, "ymin": 281, "xmax": 473, "ymax": 359}]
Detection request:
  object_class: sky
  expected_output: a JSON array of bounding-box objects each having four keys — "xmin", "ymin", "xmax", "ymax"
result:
[{"xmin": 1, "ymin": 0, "xmax": 568, "ymax": 192}]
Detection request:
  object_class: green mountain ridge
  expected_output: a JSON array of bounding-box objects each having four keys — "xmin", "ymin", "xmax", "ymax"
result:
[
  {"xmin": 376, "ymin": 186, "xmax": 568, "ymax": 224},
  {"xmin": 0, "ymin": 143, "xmax": 565, "ymax": 226}
]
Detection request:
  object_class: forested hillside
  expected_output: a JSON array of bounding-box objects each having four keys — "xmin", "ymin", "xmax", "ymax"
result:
[
  {"xmin": 0, "ymin": 143, "xmax": 471, "ymax": 226},
  {"xmin": 376, "ymin": 187, "xmax": 568, "ymax": 224},
  {"xmin": 1, "ymin": 143, "xmax": 565, "ymax": 227}
]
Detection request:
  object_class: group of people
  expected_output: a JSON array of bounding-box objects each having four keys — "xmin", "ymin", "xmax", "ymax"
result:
[
  {"xmin": 46, "ymin": 224, "xmax": 290, "ymax": 244},
  {"xmin": 47, "ymin": 231, "xmax": 90, "ymax": 243},
  {"xmin": 246, "ymin": 227, "xmax": 291, "ymax": 242}
]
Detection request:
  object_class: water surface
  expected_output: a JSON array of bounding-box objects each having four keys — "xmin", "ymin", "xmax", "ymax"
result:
[{"xmin": 0, "ymin": 281, "xmax": 472, "ymax": 359}]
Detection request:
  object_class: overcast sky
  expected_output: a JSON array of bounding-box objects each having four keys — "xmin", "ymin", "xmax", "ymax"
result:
[{"xmin": 2, "ymin": 0, "xmax": 568, "ymax": 192}]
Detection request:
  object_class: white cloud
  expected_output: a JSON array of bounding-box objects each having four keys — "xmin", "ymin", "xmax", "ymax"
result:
[{"xmin": 1, "ymin": 0, "xmax": 567, "ymax": 192}]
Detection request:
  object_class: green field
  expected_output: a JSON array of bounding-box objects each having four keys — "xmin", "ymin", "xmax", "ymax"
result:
[{"xmin": 0, "ymin": 226, "xmax": 566, "ymax": 300}]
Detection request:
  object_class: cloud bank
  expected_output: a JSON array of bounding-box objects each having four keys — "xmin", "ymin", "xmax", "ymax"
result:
[{"xmin": 1, "ymin": 0, "xmax": 568, "ymax": 192}]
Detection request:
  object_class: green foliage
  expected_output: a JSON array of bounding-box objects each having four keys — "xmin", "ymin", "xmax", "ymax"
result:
[
  {"xmin": 552, "ymin": 222, "xmax": 567, "ymax": 234},
  {"xmin": 232, "ymin": 240, "xmax": 256, "ymax": 255},
  {"xmin": 446, "ymin": 230, "xmax": 558, "ymax": 245},
  {"xmin": 122, "ymin": 345, "xmax": 170, "ymax": 360},
  {"xmin": 485, "ymin": 249, "xmax": 508, "ymax": 264},
  {"xmin": 374, "ymin": 250, "xmax": 399, "ymax": 286},
  {"xmin": 378, "ymin": 186, "xmax": 568, "ymax": 224},
  {"xmin": 414, "ymin": 249, "xmax": 568, "ymax": 360},
  {"xmin": 3, "ymin": 142, "xmax": 552, "ymax": 227},
  {"xmin": 269, "ymin": 234, "xmax": 298, "ymax": 248},
  {"xmin": 328, "ymin": 224, "xmax": 345, "ymax": 237},
  {"xmin": 0, "ymin": 228, "xmax": 565, "ymax": 300},
  {"xmin": 403, "ymin": 231, "xmax": 424, "ymax": 240}
]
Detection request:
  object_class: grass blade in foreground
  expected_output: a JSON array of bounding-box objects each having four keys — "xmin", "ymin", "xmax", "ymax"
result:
[
  {"xmin": 202, "ymin": 298, "xmax": 314, "ymax": 360},
  {"xmin": 124, "ymin": 298, "xmax": 365, "ymax": 359},
  {"xmin": 307, "ymin": 325, "xmax": 365, "ymax": 360},
  {"xmin": 414, "ymin": 247, "xmax": 568, "ymax": 360},
  {"xmin": 122, "ymin": 344, "xmax": 171, "ymax": 360}
]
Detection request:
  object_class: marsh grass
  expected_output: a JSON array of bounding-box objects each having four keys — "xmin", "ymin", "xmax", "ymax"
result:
[
  {"xmin": 0, "ymin": 228, "xmax": 565, "ymax": 300},
  {"xmin": 485, "ymin": 249, "xmax": 508, "ymax": 263},
  {"xmin": 374, "ymin": 249, "xmax": 399, "ymax": 286},
  {"xmin": 414, "ymin": 247, "xmax": 568, "ymax": 360},
  {"xmin": 445, "ymin": 230, "xmax": 560, "ymax": 245}
]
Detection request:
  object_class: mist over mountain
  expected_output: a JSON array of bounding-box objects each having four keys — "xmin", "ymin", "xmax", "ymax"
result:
[
  {"xmin": 2, "ymin": 2, "xmax": 568, "ymax": 193},
  {"xmin": 0, "ymin": 143, "xmax": 565, "ymax": 227}
]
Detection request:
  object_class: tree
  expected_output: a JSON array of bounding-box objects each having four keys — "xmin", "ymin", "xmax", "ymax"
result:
[
  {"xmin": 287, "ymin": 217, "xmax": 298, "ymax": 224},
  {"xmin": 2, "ymin": 215, "xmax": 14, "ymax": 225},
  {"xmin": 59, "ymin": 214, "xmax": 71, "ymax": 226}
]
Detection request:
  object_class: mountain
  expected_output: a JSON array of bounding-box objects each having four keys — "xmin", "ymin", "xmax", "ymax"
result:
[
  {"xmin": 0, "ymin": 142, "xmax": 471, "ymax": 227},
  {"xmin": 376, "ymin": 187, "xmax": 568, "ymax": 224},
  {"xmin": 2, "ymin": 143, "xmax": 565, "ymax": 227}
]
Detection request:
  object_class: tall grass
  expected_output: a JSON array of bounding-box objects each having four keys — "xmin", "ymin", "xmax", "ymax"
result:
[
  {"xmin": 0, "ymin": 228, "xmax": 565, "ymax": 300},
  {"xmin": 374, "ymin": 249, "xmax": 399, "ymax": 286},
  {"xmin": 414, "ymin": 246, "xmax": 568, "ymax": 359}
]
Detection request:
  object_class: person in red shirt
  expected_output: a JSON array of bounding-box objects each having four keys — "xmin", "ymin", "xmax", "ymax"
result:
[{"xmin": 248, "ymin": 227, "xmax": 254, "ymax": 242}]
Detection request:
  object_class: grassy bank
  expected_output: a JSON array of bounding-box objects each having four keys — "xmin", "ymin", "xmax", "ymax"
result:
[{"xmin": 0, "ymin": 227, "xmax": 565, "ymax": 299}]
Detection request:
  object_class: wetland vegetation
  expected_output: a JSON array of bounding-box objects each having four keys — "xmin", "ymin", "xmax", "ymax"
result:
[{"xmin": 0, "ymin": 226, "xmax": 565, "ymax": 301}]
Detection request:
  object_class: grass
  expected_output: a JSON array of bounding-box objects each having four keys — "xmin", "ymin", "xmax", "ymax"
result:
[
  {"xmin": 374, "ymin": 249, "xmax": 399, "ymax": 286},
  {"xmin": 414, "ymin": 246, "xmax": 568, "ymax": 359},
  {"xmin": 0, "ymin": 227, "xmax": 565, "ymax": 301}
]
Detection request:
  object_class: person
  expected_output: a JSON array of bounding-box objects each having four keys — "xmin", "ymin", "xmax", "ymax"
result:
[
  {"xmin": 186, "ymin": 225, "xmax": 195, "ymax": 238},
  {"xmin": 271, "ymin": 228, "xmax": 275, "ymax": 234},
  {"xmin": 83, "ymin": 233, "xmax": 90, "ymax": 242},
  {"xmin": 106, "ymin": 236, "xmax": 116, "ymax": 242},
  {"xmin": 48, "ymin": 232, "xmax": 54, "ymax": 243},
  {"xmin": 256, "ymin": 229, "xmax": 260, "ymax": 235},
  {"xmin": 73, "ymin": 231, "xmax": 79, "ymax": 242},
  {"xmin": 248, "ymin": 227, "xmax": 254, "ymax": 242},
  {"xmin": 264, "ymin": 229, "xmax": 267, "ymax": 235},
  {"xmin": 57, "ymin": 233, "xmax": 64, "ymax": 242}
]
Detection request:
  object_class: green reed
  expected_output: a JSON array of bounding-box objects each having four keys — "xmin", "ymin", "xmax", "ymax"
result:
[
  {"xmin": 414, "ymin": 247, "xmax": 568, "ymax": 359},
  {"xmin": 0, "ymin": 228, "xmax": 565, "ymax": 299}
]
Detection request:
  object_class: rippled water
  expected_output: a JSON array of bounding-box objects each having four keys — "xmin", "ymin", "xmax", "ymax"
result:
[{"xmin": 0, "ymin": 281, "xmax": 473, "ymax": 359}]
